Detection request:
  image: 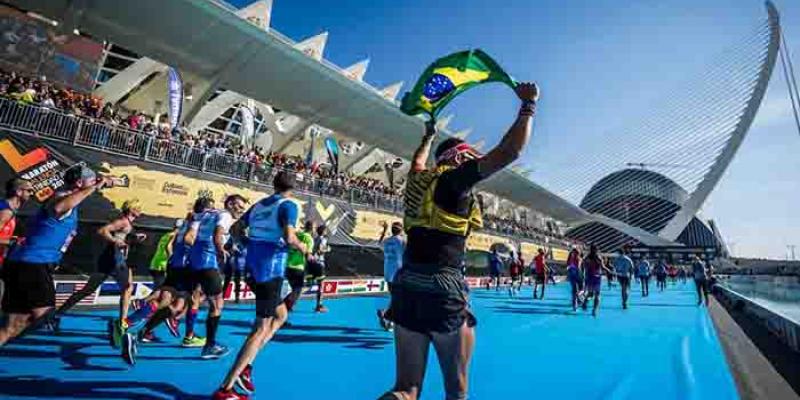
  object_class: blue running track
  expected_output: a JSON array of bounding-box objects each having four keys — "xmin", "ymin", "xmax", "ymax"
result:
[{"xmin": 0, "ymin": 281, "xmax": 738, "ymax": 399}]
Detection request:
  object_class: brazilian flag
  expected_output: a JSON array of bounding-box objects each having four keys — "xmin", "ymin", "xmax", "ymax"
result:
[{"xmin": 400, "ymin": 49, "xmax": 517, "ymax": 119}]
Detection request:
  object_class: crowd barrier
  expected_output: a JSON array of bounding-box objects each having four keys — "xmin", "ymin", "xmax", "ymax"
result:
[
  {"xmin": 714, "ymin": 284, "xmax": 800, "ymax": 353},
  {"xmin": 53, "ymin": 276, "xmax": 499, "ymax": 307}
]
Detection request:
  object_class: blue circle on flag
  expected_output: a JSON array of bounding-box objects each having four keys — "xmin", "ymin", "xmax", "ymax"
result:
[{"xmin": 422, "ymin": 73, "xmax": 455, "ymax": 102}]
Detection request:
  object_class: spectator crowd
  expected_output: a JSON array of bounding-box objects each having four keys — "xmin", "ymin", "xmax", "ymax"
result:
[{"xmin": 0, "ymin": 68, "xmax": 577, "ymax": 247}]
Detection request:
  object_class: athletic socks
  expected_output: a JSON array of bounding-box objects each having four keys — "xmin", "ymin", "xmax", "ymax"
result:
[
  {"xmin": 128, "ymin": 302, "xmax": 158, "ymax": 325},
  {"xmin": 186, "ymin": 308, "xmax": 198, "ymax": 338},
  {"xmin": 206, "ymin": 316, "xmax": 221, "ymax": 347}
]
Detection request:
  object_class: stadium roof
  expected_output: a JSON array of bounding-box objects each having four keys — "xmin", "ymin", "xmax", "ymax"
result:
[{"xmin": 14, "ymin": 0, "xmax": 590, "ymax": 225}]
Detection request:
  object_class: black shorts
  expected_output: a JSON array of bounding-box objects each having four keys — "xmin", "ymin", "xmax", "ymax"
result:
[
  {"xmin": 192, "ymin": 269, "xmax": 223, "ymax": 297},
  {"xmin": 390, "ymin": 267, "xmax": 476, "ymax": 334},
  {"xmin": 253, "ymin": 278, "xmax": 285, "ymax": 318},
  {"xmin": 1, "ymin": 260, "xmax": 56, "ymax": 313},
  {"xmin": 163, "ymin": 267, "xmax": 192, "ymax": 293},
  {"xmin": 535, "ymin": 273, "xmax": 546, "ymax": 283},
  {"xmin": 618, "ymin": 276, "xmax": 631, "ymax": 287},
  {"xmin": 285, "ymin": 268, "xmax": 305, "ymax": 292},
  {"xmin": 150, "ymin": 270, "xmax": 166, "ymax": 288},
  {"xmin": 307, "ymin": 260, "xmax": 325, "ymax": 280}
]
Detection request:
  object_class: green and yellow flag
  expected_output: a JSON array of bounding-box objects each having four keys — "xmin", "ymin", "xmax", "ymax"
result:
[{"xmin": 400, "ymin": 49, "xmax": 517, "ymax": 119}]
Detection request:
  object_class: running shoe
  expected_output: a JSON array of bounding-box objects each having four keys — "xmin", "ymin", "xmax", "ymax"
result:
[
  {"xmin": 234, "ymin": 364, "xmax": 255, "ymax": 394},
  {"xmin": 181, "ymin": 335, "xmax": 207, "ymax": 348},
  {"xmin": 138, "ymin": 330, "xmax": 161, "ymax": 344},
  {"xmin": 165, "ymin": 317, "xmax": 180, "ymax": 338},
  {"xmin": 201, "ymin": 343, "xmax": 230, "ymax": 360},
  {"xmin": 111, "ymin": 319, "xmax": 128, "ymax": 349},
  {"xmin": 121, "ymin": 332, "xmax": 137, "ymax": 366},
  {"xmin": 315, "ymin": 304, "xmax": 329, "ymax": 313},
  {"xmin": 211, "ymin": 388, "xmax": 249, "ymax": 400}
]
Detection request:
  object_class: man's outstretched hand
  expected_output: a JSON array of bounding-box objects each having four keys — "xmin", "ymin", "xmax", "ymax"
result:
[{"xmin": 515, "ymin": 82, "xmax": 539, "ymax": 103}]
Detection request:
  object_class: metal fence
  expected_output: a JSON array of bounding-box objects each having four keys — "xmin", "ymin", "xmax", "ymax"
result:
[
  {"xmin": 0, "ymin": 97, "xmax": 405, "ymax": 212},
  {"xmin": 0, "ymin": 97, "xmax": 579, "ymax": 245}
]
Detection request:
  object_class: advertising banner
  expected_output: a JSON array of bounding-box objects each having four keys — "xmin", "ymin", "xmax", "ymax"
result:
[{"xmin": 166, "ymin": 67, "xmax": 183, "ymax": 128}]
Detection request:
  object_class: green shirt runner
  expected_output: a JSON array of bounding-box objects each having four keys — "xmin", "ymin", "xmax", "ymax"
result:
[
  {"xmin": 287, "ymin": 230, "xmax": 314, "ymax": 271},
  {"xmin": 149, "ymin": 232, "xmax": 174, "ymax": 272}
]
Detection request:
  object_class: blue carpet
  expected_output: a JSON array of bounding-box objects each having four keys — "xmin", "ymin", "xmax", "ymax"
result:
[{"xmin": 0, "ymin": 281, "xmax": 738, "ymax": 399}]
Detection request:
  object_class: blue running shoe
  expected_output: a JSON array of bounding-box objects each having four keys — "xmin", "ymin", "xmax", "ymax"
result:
[
  {"xmin": 201, "ymin": 343, "xmax": 230, "ymax": 360},
  {"xmin": 121, "ymin": 332, "xmax": 137, "ymax": 366}
]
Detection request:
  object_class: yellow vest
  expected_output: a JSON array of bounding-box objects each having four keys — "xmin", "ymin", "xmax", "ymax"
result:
[{"xmin": 403, "ymin": 165, "xmax": 483, "ymax": 237}]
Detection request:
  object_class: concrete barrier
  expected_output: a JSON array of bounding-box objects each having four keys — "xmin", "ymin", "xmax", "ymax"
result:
[{"xmin": 715, "ymin": 284, "xmax": 800, "ymax": 353}]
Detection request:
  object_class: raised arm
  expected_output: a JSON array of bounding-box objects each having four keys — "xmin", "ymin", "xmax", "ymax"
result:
[
  {"xmin": 411, "ymin": 120, "xmax": 437, "ymax": 172},
  {"xmin": 477, "ymin": 83, "xmax": 539, "ymax": 177},
  {"xmin": 53, "ymin": 177, "xmax": 109, "ymax": 217},
  {"xmin": 378, "ymin": 221, "xmax": 389, "ymax": 243}
]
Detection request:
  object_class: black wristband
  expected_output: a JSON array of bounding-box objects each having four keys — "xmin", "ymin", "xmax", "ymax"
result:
[{"xmin": 519, "ymin": 100, "xmax": 536, "ymax": 117}]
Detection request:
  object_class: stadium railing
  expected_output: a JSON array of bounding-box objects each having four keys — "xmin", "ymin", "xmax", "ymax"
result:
[
  {"xmin": 0, "ymin": 97, "xmax": 575, "ymax": 247},
  {"xmin": 0, "ymin": 98, "xmax": 404, "ymax": 212}
]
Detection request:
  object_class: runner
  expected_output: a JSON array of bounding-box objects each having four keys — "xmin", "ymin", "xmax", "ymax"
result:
[
  {"xmin": 98, "ymin": 199, "xmax": 147, "ymax": 347},
  {"xmin": 377, "ymin": 221, "xmax": 404, "ymax": 330},
  {"xmin": 668, "ymin": 264, "xmax": 678, "ymax": 285},
  {"xmin": 566, "ymin": 248, "xmax": 583, "ymax": 311},
  {"xmin": 223, "ymin": 235, "xmax": 247, "ymax": 304},
  {"xmin": 379, "ymin": 82, "xmax": 539, "ymax": 400},
  {"xmin": 212, "ymin": 171, "xmax": 308, "ymax": 399},
  {"xmin": 0, "ymin": 166, "xmax": 109, "ymax": 346},
  {"xmin": 691, "ymin": 256, "xmax": 710, "ymax": 306},
  {"xmin": 655, "ymin": 259, "xmax": 668, "ymax": 292},
  {"xmin": 148, "ymin": 221, "xmax": 180, "ymax": 288},
  {"xmin": 0, "ymin": 178, "xmax": 33, "ymax": 315},
  {"xmin": 285, "ymin": 220, "xmax": 315, "ymax": 313},
  {"xmin": 124, "ymin": 209, "xmax": 205, "ymax": 365},
  {"xmin": 678, "ymin": 266, "xmax": 688, "ymax": 285},
  {"xmin": 51, "ymin": 198, "xmax": 145, "ymax": 344},
  {"xmin": 580, "ymin": 244, "xmax": 610, "ymax": 317},
  {"xmin": 532, "ymin": 248, "xmax": 548, "ymax": 299},
  {"xmin": 613, "ymin": 249, "xmax": 634, "ymax": 310},
  {"xmin": 487, "ymin": 249, "xmax": 502, "ymax": 291},
  {"xmin": 637, "ymin": 257, "xmax": 651, "ymax": 297},
  {"xmin": 183, "ymin": 194, "xmax": 248, "ymax": 360},
  {"xmin": 308, "ymin": 224, "xmax": 330, "ymax": 313},
  {"xmin": 508, "ymin": 252, "xmax": 523, "ymax": 297},
  {"xmin": 605, "ymin": 256, "xmax": 615, "ymax": 289}
]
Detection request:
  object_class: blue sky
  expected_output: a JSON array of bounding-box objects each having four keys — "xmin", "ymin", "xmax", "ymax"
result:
[{"xmin": 233, "ymin": 0, "xmax": 799, "ymax": 259}]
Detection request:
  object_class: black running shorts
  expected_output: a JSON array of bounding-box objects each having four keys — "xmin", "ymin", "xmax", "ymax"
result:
[
  {"xmin": 285, "ymin": 268, "xmax": 305, "ymax": 292},
  {"xmin": 192, "ymin": 269, "xmax": 223, "ymax": 297},
  {"xmin": 390, "ymin": 266, "xmax": 476, "ymax": 334},
  {"xmin": 253, "ymin": 278, "xmax": 285, "ymax": 319},
  {"xmin": 163, "ymin": 267, "xmax": 191, "ymax": 293},
  {"xmin": 307, "ymin": 260, "xmax": 325, "ymax": 279},
  {"xmin": 1, "ymin": 260, "xmax": 56, "ymax": 313}
]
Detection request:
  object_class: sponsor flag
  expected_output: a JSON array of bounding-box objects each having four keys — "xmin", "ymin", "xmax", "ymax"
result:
[
  {"xmin": 324, "ymin": 136, "xmax": 339, "ymax": 174},
  {"xmin": 167, "ymin": 67, "xmax": 183, "ymax": 128},
  {"xmin": 400, "ymin": 49, "xmax": 516, "ymax": 119},
  {"xmin": 239, "ymin": 102, "xmax": 255, "ymax": 148}
]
